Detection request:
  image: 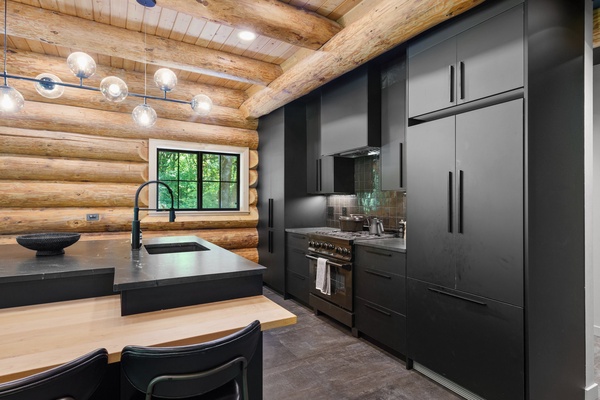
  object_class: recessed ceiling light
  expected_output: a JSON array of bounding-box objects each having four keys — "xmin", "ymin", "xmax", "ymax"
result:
[{"xmin": 238, "ymin": 30, "xmax": 257, "ymax": 41}]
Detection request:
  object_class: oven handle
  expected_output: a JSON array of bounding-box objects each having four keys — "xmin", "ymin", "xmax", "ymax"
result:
[{"xmin": 305, "ymin": 254, "xmax": 349, "ymax": 269}]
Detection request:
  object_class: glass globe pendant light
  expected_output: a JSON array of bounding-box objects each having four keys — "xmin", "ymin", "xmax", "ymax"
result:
[
  {"xmin": 191, "ymin": 94, "xmax": 213, "ymax": 116},
  {"xmin": 132, "ymin": 102, "xmax": 157, "ymax": 128},
  {"xmin": 154, "ymin": 68, "xmax": 177, "ymax": 93},
  {"xmin": 34, "ymin": 73, "xmax": 65, "ymax": 99},
  {"xmin": 67, "ymin": 52, "xmax": 96, "ymax": 80},
  {"xmin": 100, "ymin": 76, "xmax": 128, "ymax": 102},
  {"xmin": 0, "ymin": 0, "xmax": 24, "ymax": 113}
]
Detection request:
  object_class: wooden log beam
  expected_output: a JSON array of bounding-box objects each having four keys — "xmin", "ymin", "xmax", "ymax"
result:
[
  {"xmin": 594, "ymin": 8, "xmax": 600, "ymax": 48},
  {"xmin": 5, "ymin": 50, "xmax": 247, "ymax": 108},
  {"xmin": 0, "ymin": 127, "xmax": 148, "ymax": 162},
  {"xmin": 0, "ymin": 207, "xmax": 259, "ymax": 234},
  {"xmin": 0, "ymin": 102, "xmax": 259, "ymax": 150},
  {"xmin": 249, "ymin": 150, "xmax": 258, "ymax": 170},
  {"xmin": 230, "ymin": 248, "xmax": 259, "ymax": 263},
  {"xmin": 0, "ymin": 155, "xmax": 147, "ymax": 184},
  {"xmin": 249, "ymin": 170, "xmax": 258, "ymax": 188},
  {"xmin": 163, "ymin": 0, "xmax": 341, "ymax": 50},
  {"xmin": 5, "ymin": 2, "xmax": 282, "ymax": 86},
  {"xmin": 141, "ymin": 206, "xmax": 259, "ymax": 229},
  {"xmin": 0, "ymin": 181, "xmax": 141, "ymax": 208},
  {"xmin": 249, "ymin": 188, "xmax": 257, "ymax": 207},
  {"xmin": 241, "ymin": 0, "xmax": 486, "ymax": 118}
]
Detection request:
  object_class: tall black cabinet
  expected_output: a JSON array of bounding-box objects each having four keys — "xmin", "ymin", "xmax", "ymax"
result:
[{"xmin": 257, "ymin": 102, "xmax": 326, "ymax": 294}]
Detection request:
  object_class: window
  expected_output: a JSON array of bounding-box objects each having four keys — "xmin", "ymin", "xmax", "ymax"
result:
[{"xmin": 149, "ymin": 139, "xmax": 249, "ymax": 215}]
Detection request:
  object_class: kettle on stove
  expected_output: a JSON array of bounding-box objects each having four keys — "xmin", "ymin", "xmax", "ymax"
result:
[{"xmin": 369, "ymin": 218, "xmax": 385, "ymax": 236}]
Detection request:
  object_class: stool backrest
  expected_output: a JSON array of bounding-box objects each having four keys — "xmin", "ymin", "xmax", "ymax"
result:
[
  {"xmin": 0, "ymin": 348, "xmax": 108, "ymax": 400},
  {"xmin": 121, "ymin": 320, "xmax": 261, "ymax": 400}
]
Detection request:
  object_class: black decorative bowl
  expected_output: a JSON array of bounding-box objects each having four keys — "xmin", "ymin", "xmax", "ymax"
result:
[{"xmin": 16, "ymin": 233, "xmax": 81, "ymax": 256}]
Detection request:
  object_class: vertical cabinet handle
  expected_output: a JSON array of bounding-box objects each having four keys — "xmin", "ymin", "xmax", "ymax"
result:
[
  {"xmin": 316, "ymin": 159, "xmax": 320, "ymax": 192},
  {"xmin": 458, "ymin": 170, "xmax": 464, "ymax": 234},
  {"xmin": 459, "ymin": 61, "xmax": 465, "ymax": 100},
  {"xmin": 318, "ymin": 159, "xmax": 322, "ymax": 192},
  {"xmin": 448, "ymin": 171, "xmax": 453, "ymax": 233},
  {"xmin": 399, "ymin": 142, "xmax": 403, "ymax": 188},
  {"xmin": 268, "ymin": 230, "xmax": 273, "ymax": 253},
  {"xmin": 449, "ymin": 65, "xmax": 455, "ymax": 103},
  {"xmin": 268, "ymin": 198, "xmax": 274, "ymax": 228}
]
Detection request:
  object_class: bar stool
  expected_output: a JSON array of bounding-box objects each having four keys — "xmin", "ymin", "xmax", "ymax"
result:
[
  {"xmin": 120, "ymin": 320, "xmax": 261, "ymax": 400},
  {"xmin": 0, "ymin": 348, "xmax": 108, "ymax": 400}
]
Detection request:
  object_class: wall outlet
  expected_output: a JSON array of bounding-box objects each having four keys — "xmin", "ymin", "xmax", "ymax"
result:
[
  {"xmin": 86, "ymin": 214, "xmax": 100, "ymax": 221},
  {"xmin": 327, "ymin": 206, "xmax": 334, "ymax": 217},
  {"xmin": 342, "ymin": 207, "xmax": 347, "ymax": 216}
]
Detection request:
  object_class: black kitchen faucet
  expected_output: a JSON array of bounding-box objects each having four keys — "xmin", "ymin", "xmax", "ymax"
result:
[{"xmin": 131, "ymin": 180, "xmax": 176, "ymax": 250}]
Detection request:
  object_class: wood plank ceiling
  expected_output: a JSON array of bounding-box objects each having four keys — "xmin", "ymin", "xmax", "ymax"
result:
[{"xmin": 0, "ymin": 0, "xmax": 518, "ymax": 124}]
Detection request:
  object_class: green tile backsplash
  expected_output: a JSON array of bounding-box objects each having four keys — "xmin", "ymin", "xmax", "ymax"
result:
[{"xmin": 326, "ymin": 155, "xmax": 406, "ymax": 230}]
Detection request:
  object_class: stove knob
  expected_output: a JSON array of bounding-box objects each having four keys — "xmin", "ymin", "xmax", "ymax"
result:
[
  {"xmin": 336, "ymin": 246, "xmax": 343, "ymax": 254},
  {"xmin": 328, "ymin": 243, "xmax": 335, "ymax": 250},
  {"xmin": 308, "ymin": 241, "xmax": 314, "ymax": 247},
  {"xmin": 342, "ymin": 248, "xmax": 350, "ymax": 255}
]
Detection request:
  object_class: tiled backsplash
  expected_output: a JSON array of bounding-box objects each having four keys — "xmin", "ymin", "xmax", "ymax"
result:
[{"xmin": 326, "ymin": 155, "xmax": 406, "ymax": 230}]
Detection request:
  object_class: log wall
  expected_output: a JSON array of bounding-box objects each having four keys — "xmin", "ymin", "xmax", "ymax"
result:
[{"xmin": 0, "ymin": 73, "xmax": 260, "ymax": 263}]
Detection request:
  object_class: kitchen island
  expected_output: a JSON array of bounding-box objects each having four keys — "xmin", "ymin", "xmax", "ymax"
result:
[{"xmin": 0, "ymin": 235, "xmax": 266, "ymax": 315}]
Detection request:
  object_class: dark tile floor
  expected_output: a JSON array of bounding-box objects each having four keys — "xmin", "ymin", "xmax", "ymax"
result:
[{"xmin": 262, "ymin": 288, "xmax": 462, "ymax": 400}]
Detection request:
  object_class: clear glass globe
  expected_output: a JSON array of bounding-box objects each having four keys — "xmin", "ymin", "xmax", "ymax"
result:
[
  {"xmin": 67, "ymin": 52, "xmax": 96, "ymax": 79},
  {"xmin": 0, "ymin": 85, "xmax": 25, "ymax": 113},
  {"xmin": 132, "ymin": 103, "xmax": 157, "ymax": 128},
  {"xmin": 191, "ymin": 94, "xmax": 213, "ymax": 116},
  {"xmin": 100, "ymin": 76, "xmax": 128, "ymax": 102},
  {"xmin": 154, "ymin": 68, "xmax": 178, "ymax": 92},
  {"xmin": 34, "ymin": 73, "xmax": 65, "ymax": 99}
]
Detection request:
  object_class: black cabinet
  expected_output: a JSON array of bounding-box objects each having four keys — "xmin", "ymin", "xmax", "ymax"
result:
[
  {"xmin": 306, "ymin": 94, "xmax": 355, "ymax": 194},
  {"xmin": 285, "ymin": 232, "xmax": 310, "ymax": 305},
  {"xmin": 407, "ymin": 99, "xmax": 523, "ymax": 306},
  {"xmin": 380, "ymin": 53, "xmax": 407, "ymax": 191},
  {"xmin": 408, "ymin": 4, "xmax": 523, "ymax": 118},
  {"xmin": 320, "ymin": 65, "xmax": 381, "ymax": 157},
  {"xmin": 407, "ymin": 278, "xmax": 524, "ymax": 400},
  {"xmin": 354, "ymin": 244, "xmax": 406, "ymax": 354},
  {"xmin": 258, "ymin": 103, "xmax": 327, "ymax": 293}
]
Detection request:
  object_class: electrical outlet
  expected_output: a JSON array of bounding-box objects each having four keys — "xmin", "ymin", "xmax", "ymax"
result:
[
  {"xmin": 342, "ymin": 207, "xmax": 347, "ymax": 216},
  {"xmin": 327, "ymin": 206, "xmax": 334, "ymax": 217},
  {"xmin": 86, "ymin": 214, "xmax": 100, "ymax": 221}
]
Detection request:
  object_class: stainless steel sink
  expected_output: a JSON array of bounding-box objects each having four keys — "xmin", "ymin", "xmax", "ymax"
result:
[{"xmin": 144, "ymin": 242, "xmax": 209, "ymax": 255}]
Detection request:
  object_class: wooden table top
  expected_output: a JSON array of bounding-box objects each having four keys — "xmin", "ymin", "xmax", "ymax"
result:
[{"xmin": 0, "ymin": 294, "xmax": 296, "ymax": 383}]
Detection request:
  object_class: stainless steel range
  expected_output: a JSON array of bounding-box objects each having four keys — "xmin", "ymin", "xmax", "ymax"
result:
[{"xmin": 306, "ymin": 229, "xmax": 394, "ymax": 330}]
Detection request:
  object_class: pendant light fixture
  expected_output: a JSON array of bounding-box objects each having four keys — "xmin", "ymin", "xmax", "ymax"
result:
[
  {"xmin": 0, "ymin": 0, "xmax": 23, "ymax": 113},
  {"xmin": 0, "ymin": 0, "xmax": 212, "ymax": 123}
]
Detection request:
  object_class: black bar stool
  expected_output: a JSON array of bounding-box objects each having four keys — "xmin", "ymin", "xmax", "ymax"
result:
[
  {"xmin": 0, "ymin": 348, "xmax": 108, "ymax": 400},
  {"xmin": 120, "ymin": 320, "xmax": 261, "ymax": 400}
]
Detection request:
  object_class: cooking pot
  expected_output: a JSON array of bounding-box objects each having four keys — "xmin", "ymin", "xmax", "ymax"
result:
[{"xmin": 339, "ymin": 215, "xmax": 365, "ymax": 232}]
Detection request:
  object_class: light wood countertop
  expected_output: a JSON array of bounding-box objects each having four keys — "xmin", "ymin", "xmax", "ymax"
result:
[{"xmin": 0, "ymin": 294, "xmax": 296, "ymax": 383}]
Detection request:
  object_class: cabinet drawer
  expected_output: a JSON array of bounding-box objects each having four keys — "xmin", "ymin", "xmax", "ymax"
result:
[
  {"xmin": 286, "ymin": 270, "xmax": 309, "ymax": 305},
  {"xmin": 407, "ymin": 278, "xmax": 524, "ymax": 400},
  {"xmin": 355, "ymin": 265, "xmax": 405, "ymax": 314},
  {"xmin": 286, "ymin": 233, "xmax": 308, "ymax": 250},
  {"xmin": 355, "ymin": 297, "xmax": 406, "ymax": 355},
  {"xmin": 355, "ymin": 245, "xmax": 406, "ymax": 276},
  {"xmin": 286, "ymin": 247, "xmax": 308, "ymax": 276}
]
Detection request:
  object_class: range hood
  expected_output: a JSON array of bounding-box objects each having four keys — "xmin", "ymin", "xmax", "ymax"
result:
[{"xmin": 320, "ymin": 65, "xmax": 381, "ymax": 158}]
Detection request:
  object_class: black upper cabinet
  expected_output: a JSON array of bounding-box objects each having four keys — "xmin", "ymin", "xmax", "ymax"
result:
[
  {"xmin": 407, "ymin": 99, "xmax": 523, "ymax": 307},
  {"xmin": 320, "ymin": 65, "xmax": 381, "ymax": 157},
  {"xmin": 306, "ymin": 94, "xmax": 354, "ymax": 194},
  {"xmin": 258, "ymin": 103, "xmax": 327, "ymax": 293},
  {"xmin": 380, "ymin": 53, "xmax": 407, "ymax": 191},
  {"xmin": 408, "ymin": 4, "xmax": 524, "ymax": 118}
]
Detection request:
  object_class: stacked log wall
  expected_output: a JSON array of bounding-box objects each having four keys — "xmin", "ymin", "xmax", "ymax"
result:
[{"xmin": 0, "ymin": 87, "xmax": 260, "ymax": 262}]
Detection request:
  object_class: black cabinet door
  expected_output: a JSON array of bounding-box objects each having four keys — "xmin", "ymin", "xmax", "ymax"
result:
[
  {"xmin": 406, "ymin": 116, "xmax": 455, "ymax": 287},
  {"xmin": 381, "ymin": 54, "xmax": 407, "ymax": 191},
  {"xmin": 455, "ymin": 99, "xmax": 523, "ymax": 306},
  {"xmin": 407, "ymin": 278, "xmax": 524, "ymax": 400},
  {"xmin": 306, "ymin": 95, "xmax": 321, "ymax": 194}
]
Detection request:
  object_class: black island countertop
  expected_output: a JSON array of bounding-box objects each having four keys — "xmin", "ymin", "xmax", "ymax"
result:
[{"xmin": 0, "ymin": 235, "xmax": 266, "ymax": 314}]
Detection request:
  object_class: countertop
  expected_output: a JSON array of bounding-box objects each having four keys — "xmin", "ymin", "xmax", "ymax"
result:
[
  {"xmin": 0, "ymin": 294, "xmax": 295, "ymax": 383},
  {"xmin": 354, "ymin": 237, "xmax": 406, "ymax": 253},
  {"xmin": 0, "ymin": 235, "xmax": 266, "ymax": 291}
]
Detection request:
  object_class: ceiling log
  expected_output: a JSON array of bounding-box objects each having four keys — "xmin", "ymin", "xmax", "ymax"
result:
[
  {"xmin": 241, "ymin": 0, "xmax": 486, "ymax": 118},
  {"xmin": 3, "ymin": 1, "xmax": 282, "ymax": 86},
  {"xmin": 594, "ymin": 8, "xmax": 600, "ymax": 48},
  {"xmin": 162, "ymin": 0, "xmax": 341, "ymax": 50}
]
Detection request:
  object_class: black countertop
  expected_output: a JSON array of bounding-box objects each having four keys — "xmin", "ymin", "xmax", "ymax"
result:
[{"xmin": 0, "ymin": 235, "xmax": 266, "ymax": 291}]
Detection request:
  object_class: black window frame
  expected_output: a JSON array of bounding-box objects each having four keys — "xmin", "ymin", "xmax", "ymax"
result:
[{"xmin": 156, "ymin": 148, "xmax": 240, "ymax": 212}]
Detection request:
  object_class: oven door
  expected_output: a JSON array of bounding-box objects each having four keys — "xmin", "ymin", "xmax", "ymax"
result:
[{"xmin": 307, "ymin": 254, "xmax": 353, "ymax": 311}]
